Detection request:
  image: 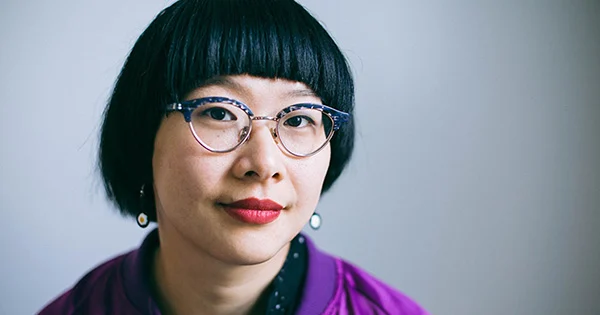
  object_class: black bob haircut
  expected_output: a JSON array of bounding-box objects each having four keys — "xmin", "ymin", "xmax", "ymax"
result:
[{"xmin": 99, "ymin": 0, "xmax": 355, "ymax": 221}]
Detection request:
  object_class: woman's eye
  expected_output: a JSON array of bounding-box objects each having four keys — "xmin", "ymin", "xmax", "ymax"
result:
[
  {"xmin": 284, "ymin": 115, "xmax": 313, "ymax": 127},
  {"xmin": 203, "ymin": 107, "xmax": 237, "ymax": 121}
]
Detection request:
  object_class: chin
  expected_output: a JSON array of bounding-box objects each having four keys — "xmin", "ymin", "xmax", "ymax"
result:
[
  {"xmin": 208, "ymin": 229, "xmax": 292, "ymax": 266},
  {"xmin": 223, "ymin": 248, "xmax": 281, "ymax": 266}
]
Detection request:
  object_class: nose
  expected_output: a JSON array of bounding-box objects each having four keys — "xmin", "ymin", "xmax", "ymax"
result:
[{"xmin": 231, "ymin": 121, "xmax": 286, "ymax": 182}]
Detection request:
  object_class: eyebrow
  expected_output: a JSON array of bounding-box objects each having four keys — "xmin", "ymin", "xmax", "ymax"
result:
[
  {"xmin": 198, "ymin": 76, "xmax": 319, "ymax": 100},
  {"xmin": 285, "ymin": 88, "xmax": 318, "ymax": 98}
]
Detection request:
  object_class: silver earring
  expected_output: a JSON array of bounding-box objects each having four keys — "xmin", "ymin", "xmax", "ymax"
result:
[
  {"xmin": 137, "ymin": 184, "xmax": 149, "ymax": 228},
  {"xmin": 309, "ymin": 212, "xmax": 322, "ymax": 230}
]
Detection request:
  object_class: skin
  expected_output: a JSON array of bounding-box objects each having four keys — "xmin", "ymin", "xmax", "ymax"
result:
[{"xmin": 151, "ymin": 75, "xmax": 331, "ymax": 315}]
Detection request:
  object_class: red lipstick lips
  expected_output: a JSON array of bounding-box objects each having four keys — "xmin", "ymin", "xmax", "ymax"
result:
[{"xmin": 222, "ymin": 198, "xmax": 283, "ymax": 224}]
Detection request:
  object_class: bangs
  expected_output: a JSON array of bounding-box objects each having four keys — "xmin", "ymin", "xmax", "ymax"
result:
[{"xmin": 162, "ymin": 0, "xmax": 352, "ymax": 110}]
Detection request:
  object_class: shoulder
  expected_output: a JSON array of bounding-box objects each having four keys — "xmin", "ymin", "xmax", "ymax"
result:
[
  {"xmin": 300, "ymin": 235, "xmax": 429, "ymax": 315},
  {"xmin": 37, "ymin": 253, "xmax": 136, "ymax": 315},
  {"xmin": 329, "ymin": 258, "xmax": 430, "ymax": 315}
]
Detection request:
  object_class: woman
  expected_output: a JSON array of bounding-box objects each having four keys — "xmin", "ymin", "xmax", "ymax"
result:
[{"xmin": 39, "ymin": 0, "xmax": 428, "ymax": 314}]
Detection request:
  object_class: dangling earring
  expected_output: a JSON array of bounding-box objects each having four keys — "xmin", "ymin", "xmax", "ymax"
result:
[
  {"xmin": 137, "ymin": 184, "xmax": 149, "ymax": 228},
  {"xmin": 309, "ymin": 212, "xmax": 322, "ymax": 230}
]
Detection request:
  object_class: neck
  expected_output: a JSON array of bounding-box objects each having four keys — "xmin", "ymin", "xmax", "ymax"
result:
[{"xmin": 152, "ymin": 225, "xmax": 289, "ymax": 315}]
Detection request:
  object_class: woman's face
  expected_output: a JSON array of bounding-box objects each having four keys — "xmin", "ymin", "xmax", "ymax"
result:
[{"xmin": 152, "ymin": 75, "xmax": 330, "ymax": 265}]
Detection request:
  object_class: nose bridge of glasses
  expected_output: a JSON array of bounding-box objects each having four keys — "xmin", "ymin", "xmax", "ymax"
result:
[
  {"xmin": 248, "ymin": 116, "xmax": 279, "ymax": 141},
  {"xmin": 251, "ymin": 116, "xmax": 278, "ymax": 122}
]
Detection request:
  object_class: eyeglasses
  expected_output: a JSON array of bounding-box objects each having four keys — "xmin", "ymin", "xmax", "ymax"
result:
[{"xmin": 165, "ymin": 97, "xmax": 350, "ymax": 157}]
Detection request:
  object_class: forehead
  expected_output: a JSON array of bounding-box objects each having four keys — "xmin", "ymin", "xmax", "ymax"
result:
[{"xmin": 185, "ymin": 75, "xmax": 321, "ymax": 104}]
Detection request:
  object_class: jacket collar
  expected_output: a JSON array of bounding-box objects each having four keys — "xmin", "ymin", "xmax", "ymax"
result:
[
  {"xmin": 122, "ymin": 228, "xmax": 161, "ymax": 314},
  {"xmin": 296, "ymin": 234, "xmax": 338, "ymax": 315}
]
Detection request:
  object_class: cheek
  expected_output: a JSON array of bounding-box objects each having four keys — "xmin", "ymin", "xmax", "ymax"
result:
[
  {"xmin": 291, "ymin": 147, "xmax": 330, "ymax": 209},
  {"xmin": 152, "ymin": 122, "xmax": 230, "ymax": 210},
  {"xmin": 156, "ymin": 155, "xmax": 222, "ymax": 194}
]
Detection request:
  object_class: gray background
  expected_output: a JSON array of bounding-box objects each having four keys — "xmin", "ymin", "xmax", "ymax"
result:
[{"xmin": 1, "ymin": 1, "xmax": 599, "ymax": 314}]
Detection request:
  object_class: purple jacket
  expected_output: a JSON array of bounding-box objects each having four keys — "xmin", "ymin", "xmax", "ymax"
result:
[{"xmin": 39, "ymin": 231, "xmax": 429, "ymax": 314}]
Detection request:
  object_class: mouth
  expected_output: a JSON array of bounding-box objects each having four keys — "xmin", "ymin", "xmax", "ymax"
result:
[{"xmin": 220, "ymin": 198, "xmax": 283, "ymax": 225}]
